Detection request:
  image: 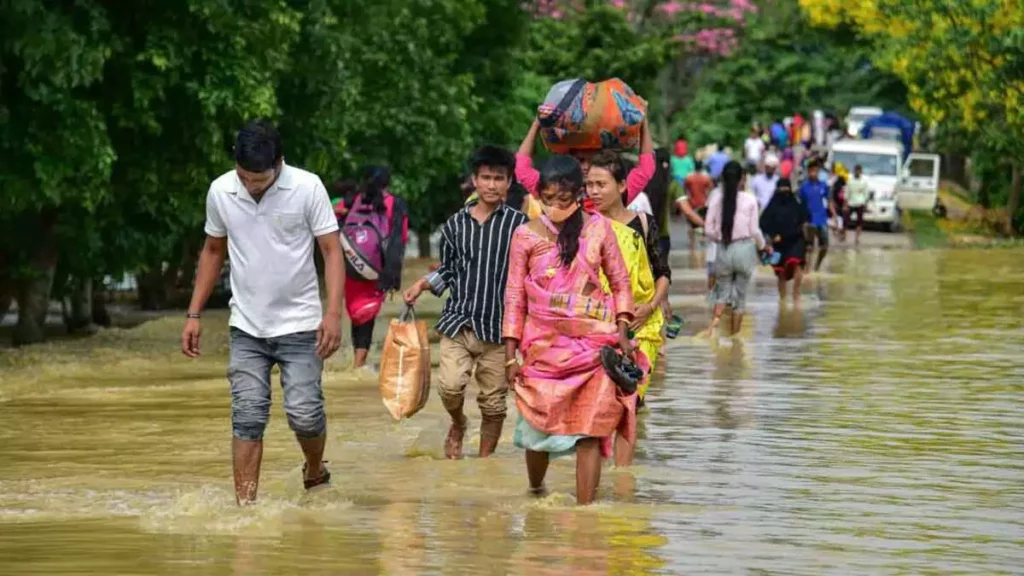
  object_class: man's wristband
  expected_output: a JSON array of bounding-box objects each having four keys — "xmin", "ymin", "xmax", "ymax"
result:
[{"xmin": 186, "ymin": 312, "xmax": 201, "ymax": 319}]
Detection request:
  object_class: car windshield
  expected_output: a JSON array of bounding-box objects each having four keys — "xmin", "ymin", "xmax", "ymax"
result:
[{"xmin": 833, "ymin": 151, "xmax": 899, "ymax": 176}]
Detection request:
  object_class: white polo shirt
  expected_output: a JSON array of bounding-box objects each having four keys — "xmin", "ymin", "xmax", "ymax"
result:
[{"xmin": 204, "ymin": 163, "xmax": 339, "ymax": 338}]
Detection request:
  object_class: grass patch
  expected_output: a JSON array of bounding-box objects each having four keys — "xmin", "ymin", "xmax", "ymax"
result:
[{"xmin": 903, "ymin": 210, "xmax": 948, "ymax": 249}]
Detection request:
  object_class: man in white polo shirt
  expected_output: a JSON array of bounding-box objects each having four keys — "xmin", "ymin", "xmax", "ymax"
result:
[{"xmin": 181, "ymin": 119, "xmax": 345, "ymax": 506}]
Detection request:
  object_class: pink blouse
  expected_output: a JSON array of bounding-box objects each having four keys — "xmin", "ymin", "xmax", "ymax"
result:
[
  {"xmin": 503, "ymin": 217, "xmax": 634, "ymax": 341},
  {"xmin": 515, "ymin": 152, "xmax": 656, "ymax": 204},
  {"xmin": 704, "ymin": 190, "xmax": 763, "ymax": 245}
]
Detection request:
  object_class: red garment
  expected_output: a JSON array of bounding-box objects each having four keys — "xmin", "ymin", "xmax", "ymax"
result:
[
  {"xmin": 342, "ymin": 193, "xmax": 409, "ymax": 324},
  {"xmin": 780, "ymin": 159, "xmax": 794, "ymax": 180},
  {"xmin": 683, "ymin": 172, "xmax": 713, "ymax": 210}
]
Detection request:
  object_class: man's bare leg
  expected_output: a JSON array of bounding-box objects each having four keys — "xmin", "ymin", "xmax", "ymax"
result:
[
  {"xmin": 777, "ymin": 276, "xmax": 787, "ymax": 300},
  {"xmin": 793, "ymin": 267, "xmax": 804, "ymax": 303},
  {"xmin": 233, "ymin": 438, "xmax": 263, "ymax": 505},
  {"xmin": 296, "ymin": 433, "xmax": 326, "ymax": 482},
  {"xmin": 575, "ymin": 438, "xmax": 602, "ymax": 505},
  {"xmin": 815, "ymin": 247, "xmax": 828, "ymax": 272},
  {"xmin": 613, "ymin": 433, "xmax": 635, "ymax": 467},
  {"xmin": 526, "ymin": 449, "xmax": 549, "ymax": 494}
]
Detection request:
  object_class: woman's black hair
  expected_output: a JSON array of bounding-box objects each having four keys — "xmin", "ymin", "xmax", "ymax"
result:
[
  {"xmin": 360, "ymin": 165, "xmax": 390, "ymax": 213},
  {"xmin": 588, "ymin": 150, "xmax": 628, "ymax": 183},
  {"xmin": 539, "ymin": 155, "xmax": 585, "ymax": 268},
  {"xmin": 647, "ymin": 147, "xmax": 672, "ymax": 221},
  {"xmin": 720, "ymin": 160, "xmax": 744, "ymax": 245}
]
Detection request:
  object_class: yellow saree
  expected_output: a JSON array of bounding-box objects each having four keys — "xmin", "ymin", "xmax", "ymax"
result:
[{"xmin": 601, "ymin": 218, "xmax": 664, "ymax": 398}]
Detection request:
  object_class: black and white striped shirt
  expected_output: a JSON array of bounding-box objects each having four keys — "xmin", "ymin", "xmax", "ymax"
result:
[{"xmin": 434, "ymin": 202, "xmax": 529, "ymax": 343}]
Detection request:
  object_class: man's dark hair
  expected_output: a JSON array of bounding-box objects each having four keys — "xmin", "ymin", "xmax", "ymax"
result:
[
  {"xmin": 235, "ymin": 119, "xmax": 282, "ymax": 173},
  {"xmin": 694, "ymin": 160, "xmax": 704, "ymax": 172},
  {"xmin": 808, "ymin": 160, "xmax": 821, "ymax": 171},
  {"xmin": 470, "ymin": 145, "xmax": 514, "ymax": 178}
]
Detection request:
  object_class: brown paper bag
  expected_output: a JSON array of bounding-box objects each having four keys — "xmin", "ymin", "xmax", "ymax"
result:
[{"xmin": 379, "ymin": 305, "xmax": 431, "ymax": 420}]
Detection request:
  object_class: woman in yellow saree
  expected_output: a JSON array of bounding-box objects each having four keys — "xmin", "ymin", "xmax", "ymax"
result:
[{"xmin": 585, "ymin": 151, "xmax": 670, "ymax": 466}]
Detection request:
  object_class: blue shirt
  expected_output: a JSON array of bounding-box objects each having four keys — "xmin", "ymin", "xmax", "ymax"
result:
[
  {"xmin": 707, "ymin": 151, "xmax": 730, "ymax": 179},
  {"xmin": 799, "ymin": 180, "xmax": 831, "ymax": 227}
]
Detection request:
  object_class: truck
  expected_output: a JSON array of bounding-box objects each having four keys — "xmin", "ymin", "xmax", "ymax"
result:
[{"xmin": 828, "ymin": 139, "xmax": 942, "ymax": 232}]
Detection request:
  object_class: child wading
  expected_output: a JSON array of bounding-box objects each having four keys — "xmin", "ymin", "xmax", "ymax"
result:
[{"xmin": 404, "ymin": 146, "xmax": 529, "ymax": 458}]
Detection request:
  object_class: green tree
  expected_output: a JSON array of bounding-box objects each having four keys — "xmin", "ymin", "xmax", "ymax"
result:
[{"xmin": 676, "ymin": 0, "xmax": 908, "ymax": 149}]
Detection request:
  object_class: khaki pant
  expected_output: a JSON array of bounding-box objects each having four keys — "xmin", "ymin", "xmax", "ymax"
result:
[{"xmin": 437, "ymin": 328, "xmax": 507, "ymax": 418}]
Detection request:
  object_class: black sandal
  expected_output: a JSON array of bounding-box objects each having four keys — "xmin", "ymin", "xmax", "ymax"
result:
[{"xmin": 302, "ymin": 461, "xmax": 331, "ymax": 490}]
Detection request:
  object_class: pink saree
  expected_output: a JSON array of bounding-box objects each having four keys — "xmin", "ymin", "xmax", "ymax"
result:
[{"xmin": 503, "ymin": 213, "xmax": 639, "ymax": 456}]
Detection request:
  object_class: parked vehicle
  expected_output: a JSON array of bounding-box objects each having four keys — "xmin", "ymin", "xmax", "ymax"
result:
[
  {"xmin": 859, "ymin": 111, "xmax": 916, "ymax": 160},
  {"xmin": 896, "ymin": 153, "xmax": 942, "ymax": 212},
  {"xmin": 828, "ymin": 139, "xmax": 905, "ymax": 232},
  {"xmin": 845, "ymin": 106, "xmax": 883, "ymax": 138}
]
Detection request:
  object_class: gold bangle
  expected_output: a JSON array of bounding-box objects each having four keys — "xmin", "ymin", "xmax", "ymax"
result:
[{"xmin": 505, "ymin": 359, "xmax": 519, "ymax": 367}]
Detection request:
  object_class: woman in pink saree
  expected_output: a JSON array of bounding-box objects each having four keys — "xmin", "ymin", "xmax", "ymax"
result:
[{"xmin": 503, "ymin": 156, "xmax": 638, "ymax": 505}]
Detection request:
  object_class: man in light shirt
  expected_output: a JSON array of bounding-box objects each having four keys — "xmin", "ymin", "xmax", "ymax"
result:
[
  {"xmin": 181, "ymin": 120, "xmax": 345, "ymax": 505},
  {"xmin": 743, "ymin": 129, "xmax": 765, "ymax": 173},
  {"xmin": 751, "ymin": 154, "xmax": 781, "ymax": 210}
]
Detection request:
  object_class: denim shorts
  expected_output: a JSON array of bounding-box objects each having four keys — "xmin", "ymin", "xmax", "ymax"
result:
[{"xmin": 228, "ymin": 327, "xmax": 326, "ymax": 441}]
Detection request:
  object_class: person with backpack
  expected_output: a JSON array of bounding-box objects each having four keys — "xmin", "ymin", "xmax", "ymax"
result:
[
  {"xmin": 338, "ymin": 166, "xmax": 409, "ymax": 370},
  {"xmin": 585, "ymin": 150, "xmax": 670, "ymax": 465},
  {"xmin": 403, "ymin": 146, "xmax": 529, "ymax": 459}
]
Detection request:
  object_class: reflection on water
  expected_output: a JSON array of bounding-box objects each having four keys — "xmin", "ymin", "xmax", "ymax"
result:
[{"xmin": 2, "ymin": 248, "xmax": 1023, "ymax": 574}]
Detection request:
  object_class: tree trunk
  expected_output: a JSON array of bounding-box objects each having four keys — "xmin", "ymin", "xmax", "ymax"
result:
[
  {"xmin": 417, "ymin": 230, "xmax": 433, "ymax": 259},
  {"xmin": 66, "ymin": 277, "xmax": 97, "ymax": 334},
  {"xmin": 13, "ymin": 261, "xmax": 57, "ymax": 347},
  {"xmin": 0, "ymin": 273, "xmax": 13, "ymax": 323},
  {"xmin": 1008, "ymin": 163, "xmax": 1022, "ymax": 237},
  {"xmin": 137, "ymin": 267, "xmax": 167, "ymax": 310},
  {"xmin": 92, "ymin": 286, "xmax": 112, "ymax": 328},
  {"xmin": 12, "ymin": 215, "xmax": 59, "ymax": 347}
]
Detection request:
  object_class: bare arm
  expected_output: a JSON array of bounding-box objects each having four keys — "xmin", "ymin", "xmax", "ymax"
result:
[
  {"xmin": 316, "ymin": 232, "xmax": 345, "ymax": 320},
  {"xmin": 517, "ymin": 118, "xmax": 541, "ymax": 157},
  {"xmin": 675, "ymin": 197, "xmax": 705, "ymax": 227},
  {"xmin": 187, "ymin": 236, "xmax": 227, "ymax": 315}
]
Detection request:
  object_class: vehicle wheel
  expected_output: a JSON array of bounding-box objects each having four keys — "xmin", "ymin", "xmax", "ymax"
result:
[
  {"xmin": 933, "ymin": 202, "xmax": 947, "ymax": 219},
  {"xmin": 889, "ymin": 219, "xmax": 902, "ymax": 233}
]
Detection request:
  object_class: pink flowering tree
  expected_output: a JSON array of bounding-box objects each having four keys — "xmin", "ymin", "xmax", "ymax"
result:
[{"xmin": 524, "ymin": 0, "xmax": 758, "ymax": 140}]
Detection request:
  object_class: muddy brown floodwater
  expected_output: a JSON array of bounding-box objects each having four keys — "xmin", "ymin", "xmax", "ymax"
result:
[{"xmin": 1, "ymin": 247, "xmax": 1023, "ymax": 575}]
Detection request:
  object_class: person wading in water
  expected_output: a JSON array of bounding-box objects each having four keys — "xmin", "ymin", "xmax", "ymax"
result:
[
  {"xmin": 181, "ymin": 120, "xmax": 344, "ymax": 505},
  {"xmin": 404, "ymin": 146, "xmax": 529, "ymax": 459},
  {"xmin": 504, "ymin": 156, "xmax": 637, "ymax": 505},
  {"xmin": 585, "ymin": 150, "xmax": 671, "ymax": 465}
]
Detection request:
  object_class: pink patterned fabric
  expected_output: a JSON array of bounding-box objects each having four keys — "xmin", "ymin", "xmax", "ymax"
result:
[{"xmin": 503, "ymin": 214, "xmax": 638, "ymax": 453}]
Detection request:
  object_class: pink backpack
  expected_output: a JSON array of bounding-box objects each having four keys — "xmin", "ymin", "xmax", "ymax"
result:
[{"xmin": 340, "ymin": 195, "xmax": 392, "ymax": 282}]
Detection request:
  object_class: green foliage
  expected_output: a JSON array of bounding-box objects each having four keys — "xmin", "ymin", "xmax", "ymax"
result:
[{"xmin": 675, "ymin": 1, "xmax": 908, "ymax": 149}]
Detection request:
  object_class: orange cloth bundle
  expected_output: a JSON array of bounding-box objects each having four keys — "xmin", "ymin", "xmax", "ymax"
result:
[
  {"xmin": 379, "ymin": 306, "xmax": 431, "ymax": 420},
  {"xmin": 537, "ymin": 78, "xmax": 647, "ymax": 153}
]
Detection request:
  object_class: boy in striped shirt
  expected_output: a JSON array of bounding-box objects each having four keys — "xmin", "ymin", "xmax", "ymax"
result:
[{"xmin": 404, "ymin": 146, "xmax": 528, "ymax": 459}]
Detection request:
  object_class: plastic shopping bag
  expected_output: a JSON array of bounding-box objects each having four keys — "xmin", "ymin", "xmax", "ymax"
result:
[{"xmin": 379, "ymin": 305, "xmax": 431, "ymax": 420}]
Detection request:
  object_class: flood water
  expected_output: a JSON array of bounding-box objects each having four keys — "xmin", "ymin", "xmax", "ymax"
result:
[{"xmin": 1, "ymin": 247, "xmax": 1023, "ymax": 575}]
